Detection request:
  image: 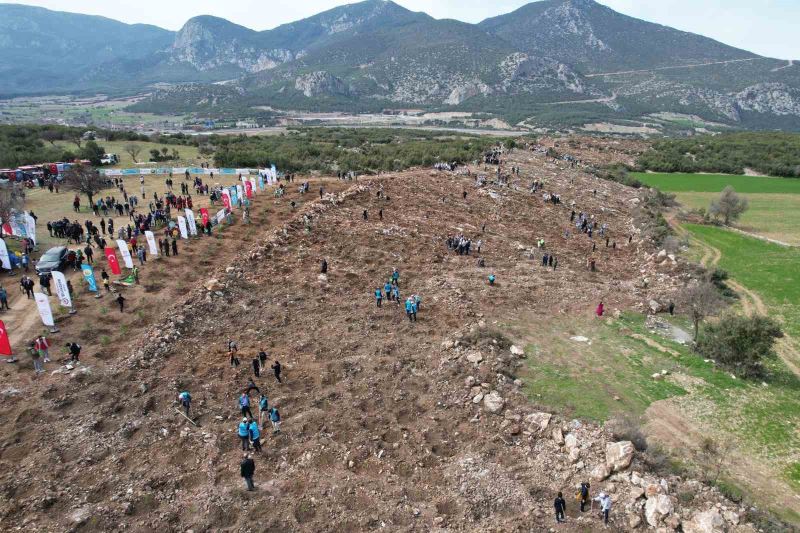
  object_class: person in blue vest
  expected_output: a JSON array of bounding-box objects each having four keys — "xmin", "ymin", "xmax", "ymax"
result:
[
  {"xmin": 374, "ymin": 287, "xmax": 382, "ymax": 308},
  {"xmin": 239, "ymin": 393, "xmax": 253, "ymax": 418},
  {"xmin": 384, "ymin": 280, "xmax": 393, "ymax": 301},
  {"xmin": 488, "ymin": 274, "xmax": 496, "ymax": 286},
  {"xmin": 392, "ymin": 285, "xmax": 400, "ymax": 306},
  {"xmin": 405, "ymin": 297, "xmax": 417, "ymax": 322},
  {"xmin": 238, "ymin": 418, "xmax": 250, "ymax": 450},
  {"xmin": 258, "ymin": 394, "xmax": 269, "ymax": 429},
  {"xmin": 269, "ymin": 406, "xmax": 281, "ymax": 433},
  {"xmin": 248, "ymin": 419, "xmax": 262, "ymax": 452},
  {"xmin": 391, "ymin": 268, "xmax": 400, "ymax": 284},
  {"xmin": 178, "ymin": 391, "xmax": 191, "ymax": 417}
]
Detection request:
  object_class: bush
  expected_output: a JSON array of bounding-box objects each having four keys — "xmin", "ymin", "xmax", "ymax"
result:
[
  {"xmin": 606, "ymin": 414, "xmax": 648, "ymax": 451},
  {"xmin": 697, "ymin": 315, "xmax": 783, "ymax": 378}
]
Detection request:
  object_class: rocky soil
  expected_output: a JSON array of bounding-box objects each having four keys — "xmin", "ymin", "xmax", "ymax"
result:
[{"xmin": 0, "ymin": 149, "xmax": 753, "ymax": 531}]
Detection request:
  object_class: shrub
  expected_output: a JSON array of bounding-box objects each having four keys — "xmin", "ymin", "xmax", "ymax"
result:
[{"xmin": 697, "ymin": 315, "xmax": 783, "ymax": 378}]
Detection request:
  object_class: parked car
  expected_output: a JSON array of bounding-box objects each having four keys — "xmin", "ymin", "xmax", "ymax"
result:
[{"xmin": 35, "ymin": 246, "xmax": 68, "ymax": 275}]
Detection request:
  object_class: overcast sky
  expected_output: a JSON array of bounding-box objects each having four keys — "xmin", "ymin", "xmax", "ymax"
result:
[{"xmin": 12, "ymin": 0, "xmax": 799, "ymax": 59}]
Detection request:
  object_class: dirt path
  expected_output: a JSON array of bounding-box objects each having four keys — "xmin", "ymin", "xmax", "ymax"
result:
[
  {"xmin": 585, "ymin": 57, "xmax": 763, "ymax": 78},
  {"xmin": 666, "ymin": 211, "xmax": 800, "ymax": 378},
  {"xmin": 646, "ymin": 399, "xmax": 799, "ymax": 514}
]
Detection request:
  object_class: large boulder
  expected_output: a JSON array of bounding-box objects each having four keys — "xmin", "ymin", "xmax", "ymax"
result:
[
  {"xmin": 524, "ymin": 412, "xmax": 552, "ymax": 434},
  {"xmin": 564, "ymin": 433, "xmax": 578, "ymax": 451},
  {"xmin": 483, "ymin": 391, "xmax": 505, "ymax": 414},
  {"xmin": 606, "ymin": 441, "xmax": 635, "ymax": 472},
  {"xmin": 590, "ymin": 463, "xmax": 611, "ymax": 481},
  {"xmin": 644, "ymin": 494, "xmax": 674, "ymax": 527},
  {"xmin": 682, "ymin": 509, "xmax": 727, "ymax": 533}
]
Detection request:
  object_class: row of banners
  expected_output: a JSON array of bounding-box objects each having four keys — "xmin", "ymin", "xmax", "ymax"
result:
[
  {"xmin": 0, "ymin": 165, "xmax": 280, "ymax": 356},
  {"xmin": 100, "ymin": 165, "xmax": 278, "ymax": 178}
]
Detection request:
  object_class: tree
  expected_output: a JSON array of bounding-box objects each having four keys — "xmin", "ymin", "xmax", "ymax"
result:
[
  {"xmin": 709, "ymin": 186, "xmax": 748, "ymax": 225},
  {"xmin": 41, "ymin": 130, "xmax": 61, "ymax": 146},
  {"xmin": 67, "ymin": 130, "xmax": 82, "ymax": 149},
  {"xmin": 680, "ymin": 281, "xmax": 725, "ymax": 341},
  {"xmin": 0, "ymin": 185, "xmax": 25, "ymax": 232},
  {"xmin": 62, "ymin": 164, "xmax": 106, "ymax": 206},
  {"xmin": 124, "ymin": 143, "xmax": 142, "ymax": 163},
  {"xmin": 80, "ymin": 140, "xmax": 105, "ymax": 166},
  {"xmin": 697, "ymin": 315, "xmax": 783, "ymax": 378}
]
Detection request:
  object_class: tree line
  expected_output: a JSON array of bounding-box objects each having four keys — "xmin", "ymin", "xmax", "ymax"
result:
[{"xmin": 637, "ymin": 132, "xmax": 800, "ymax": 177}]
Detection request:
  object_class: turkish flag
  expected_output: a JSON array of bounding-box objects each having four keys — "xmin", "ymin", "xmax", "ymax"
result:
[
  {"xmin": 0, "ymin": 320, "xmax": 12, "ymax": 356},
  {"xmin": 104, "ymin": 247, "xmax": 121, "ymax": 275},
  {"xmin": 200, "ymin": 208, "xmax": 209, "ymax": 227},
  {"xmin": 1, "ymin": 223, "xmax": 12, "ymax": 236},
  {"xmin": 245, "ymin": 180, "xmax": 253, "ymax": 199},
  {"xmin": 221, "ymin": 192, "xmax": 231, "ymax": 211}
]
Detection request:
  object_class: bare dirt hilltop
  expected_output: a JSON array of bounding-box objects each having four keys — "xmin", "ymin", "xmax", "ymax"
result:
[{"xmin": 1, "ymin": 153, "xmax": 751, "ymax": 531}]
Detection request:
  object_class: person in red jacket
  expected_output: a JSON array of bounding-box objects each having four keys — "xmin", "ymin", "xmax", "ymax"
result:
[
  {"xmin": 595, "ymin": 301, "xmax": 605, "ymax": 317},
  {"xmin": 34, "ymin": 335, "xmax": 51, "ymax": 362}
]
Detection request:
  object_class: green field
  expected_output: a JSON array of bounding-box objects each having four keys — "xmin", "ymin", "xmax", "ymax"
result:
[
  {"xmin": 685, "ymin": 224, "xmax": 800, "ymax": 340},
  {"xmin": 632, "ymin": 172, "xmax": 800, "ymax": 245},
  {"xmin": 54, "ymin": 140, "xmax": 205, "ymax": 168},
  {"xmin": 632, "ymin": 172, "xmax": 800, "ymax": 194}
]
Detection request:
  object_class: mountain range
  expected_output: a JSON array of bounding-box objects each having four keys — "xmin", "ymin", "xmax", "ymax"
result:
[{"xmin": 2, "ymin": 0, "xmax": 799, "ymax": 130}]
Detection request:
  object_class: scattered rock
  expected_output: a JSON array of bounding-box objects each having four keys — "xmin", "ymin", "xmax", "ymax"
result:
[
  {"xmin": 483, "ymin": 391, "xmax": 505, "ymax": 414},
  {"xmin": 645, "ymin": 494, "xmax": 674, "ymax": 527},
  {"xmin": 591, "ymin": 463, "xmax": 611, "ymax": 481},
  {"xmin": 466, "ymin": 352, "xmax": 483, "ymax": 364},
  {"xmin": 682, "ymin": 509, "xmax": 726, "ymax": 533},
  {"xmin": 606, "ymin": 441, "xmax": 635, "ymax": 472},
  {"xmin": 524, "ymin": 412, "xmax": 552, "ymax": 434},
  {"xmin": 510, "ymin": 345, "xmax": 525, "ymax": 357},
  {"xmin": 204, "ymin": 279, "xmax": 223, "ymax": 291},
  {"xmin": 570, "ymin": 335, "xmax": 589, "ymax": 343}
]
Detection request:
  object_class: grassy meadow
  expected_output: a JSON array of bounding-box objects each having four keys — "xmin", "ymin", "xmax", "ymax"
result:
[{"xmin": 632, "ymin": 172, "xmax": 800, "ymax": 244}]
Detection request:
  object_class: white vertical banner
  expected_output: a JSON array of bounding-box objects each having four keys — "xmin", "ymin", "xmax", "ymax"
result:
[
  {"xmin": 116, "ymin": 239, "xmax": 134, "ymax": 269},
  {"xmin": 144, "ymin": 230, "xmax": 159, "ymax": 256},
  {"xmin": 0, "ymin": 239, "xmax": 10, "ymax": 270},
  {"xmin": 184, "ymin": 209, "xmax": 198, "ymax": 236},
  {"xmin": 215, "ymin": 209, "xmax": 227, "ymax": 225},
  {"xmin": 236, "ymin": 184, "xmax": 244, "ymax": 203},
  {"xmin": 52, "ymin": 271, "xmax": 72, "ymax": 308},
  {"xmin": 34, "ymin": 292, "xmax": 55, "ymax": 327},
  {"xmin": 177, "ymin": 216, "xmax": 189, "ymax": 239},
  {"xmin": 25, "ymin": 213, "xmax": 36, "ymax": 245},
  {"xmin": 249, "ymin": 177, "xmax": 257, "ymax": 195}
]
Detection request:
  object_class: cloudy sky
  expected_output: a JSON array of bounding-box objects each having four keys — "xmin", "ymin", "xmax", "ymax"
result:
[{"xmin": 14, "ymin": 0, "xmax": 799, "ymax": 59}]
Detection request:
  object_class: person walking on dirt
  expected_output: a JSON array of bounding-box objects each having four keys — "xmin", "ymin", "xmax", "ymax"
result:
[
  {"xmin": 116, "ymin": 294, "xmax": 126, "ymax": 313},
  {"xmin": 594, "ymin": 493, "xmax": 611, "ymax": 525},
  {"xmin": 100, "ymin": 269, "xmax": 110, "ymax": 292},
  {"xmin": 35, "ymin": 335, "xmax": 51, "ymax": 362},
  {"xmin": 258, "ymin": 350, "xmax": 268, "ymax": 372},
  {"xmin": 668, "ymin": 301, "xmax": 675, "ymax": 316},
  {"xmin": 320, "ymin": 259, "xmax": 328, "ymax": 274},
  {"xmin": 595, "ymin": 301, "xmax": 604, "ymax": 318},
  {"xmin": 171, "ymin": 238, "xmax": 178, "ymax": 256},
  {"xmin": 84, "ymin": 245, "xmax": 94, "ymax": 264},
  {"xmin": 28, "ymin": 342, "xmax": 44, "ymax": 374},
  {"xmin": 404, "ymin": 297, "xmax": 416, "ymax": 322},
  {"xmin": 245, "ymin": 379, "xmax": 260, "ymax": 395},
  {"xmin": 488, "ymin": 274, "xmax": 496, "ymax": 286},
  {"xmin": 238, "ymin": 418, "xmax": 251, "ymax": 450},
  {"xmin": 392, "ymin": 268, "xmax": 399, "ymax": 284},
  {"xmin": 579, "ymin": 482, "xmax": 590, "ymax": 512},
  {"xmin": 384, "ymin": 280, "xmax": 393, "ymax": 302},
  {"xmin": 66, "ymin": 342, "xmax": 81, "ymax": 364},
  {"xmin": 374, "ymin": 288, "xmax": 383, "ymax": 308},
  {"xmin": 252, "ymin": 357, "xmax": 260, "ymax": 377},
  {"xmin": 21, "ymin": 276, "xmax": 34, "ymax": 299},
  {"xmin": 362, "ymin": 210, "xmax": 368, "ymax": 221},
  {"xmin": 240, "ymin": 453, "xmax": 255, "ymax": 491},
  {"xmin": 269, "ymin": 406, "xmax": 281, "ymax": 433},
  {"xmin": 0, "ymin": 285, "xmax": 9, "ymax": 310},
  {"xmin": 249, "ymin": 419, "xmax": 262, "ymax": 453},
  {"xmin": 258, "ymin": 394, "xmax": 269, "ymax": 429},
  {"xmin": 272, "ymin": 360, "xmax": 282, "ymax": 384},
  {"xmin": 178, "ymin": 391, "xmax": 191, "ymax": 417},
  {"xmin": 554, "ymin": 492, "xmax": 567, "ymax": 523},
  {"xmin": 239, "ymin": 393, "xmax": 254, "ymax": 419}
]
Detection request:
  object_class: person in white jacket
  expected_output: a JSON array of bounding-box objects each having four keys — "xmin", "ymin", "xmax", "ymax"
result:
[{"xmin": 594, "ymin": 492, "xmax": 612, "ymax": 525}]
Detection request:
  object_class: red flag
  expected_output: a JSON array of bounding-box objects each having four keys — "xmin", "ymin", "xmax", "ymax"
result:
[
  {"xmin": 1, "ymin": 223, "xmax": 12, "ymax": 236},
  {"xmin": 200, "ymin": 208, "xmax": 210, "ymax": 227},
  {"xmin": 0, "ymin": 319, "xmax": 12, "ymax": 356},
  {"xmin": 245, "ymin": 180, "xmax": 253, "ymax": 199},
  {"xmin": 221, "ymin": 192, "xmax": 231, "ymax": 210},
  {"xmin": 104, "ymin": 247, "xmax": 121, "ymax": 275}
]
